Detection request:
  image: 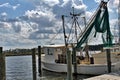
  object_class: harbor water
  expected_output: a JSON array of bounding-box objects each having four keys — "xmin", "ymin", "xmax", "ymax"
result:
[{"xmin": 6, "ymin": 55, "xmax": 93, "ymax": 80}]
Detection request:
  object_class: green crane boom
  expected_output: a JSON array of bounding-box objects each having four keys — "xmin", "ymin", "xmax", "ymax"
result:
[{"xmin": 76, "ymin": 1, "xmax": 113, "ymax": 49}]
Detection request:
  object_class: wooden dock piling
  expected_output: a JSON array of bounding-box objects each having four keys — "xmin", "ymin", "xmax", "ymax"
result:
[
  {"xmin": 67, "ymin": 49, "xmax": 73, "ymax": 80},
  {"xmin": 38, "ymin": 46, "xmax": 42, "ymax": 76},
  {"xmin": 106, "ymin": 49, "xmax": 111, "ymax": 73},
  {"xmin": 0, "ymin": 47, "xmax": 6, "ymax": 80},
  {"xmin": 32, "ymin": 48, "xmax": 37, "ymax": 80},
  {"xmin": 72, "ymin": 47, "xmax": 77, "ymax": 75}
]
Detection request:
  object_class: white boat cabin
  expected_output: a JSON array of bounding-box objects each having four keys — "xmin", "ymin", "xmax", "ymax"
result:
[
  {"xmin": 42, "ymin": 44, "xmax": 120, "ymax": 65},
  {"xmin": 42, "ymin": 44, "xmax": 94, "ymax": 64},
  {"xmin": 43, "ymin": 44, "xmax": 67, "ymax": 63}
]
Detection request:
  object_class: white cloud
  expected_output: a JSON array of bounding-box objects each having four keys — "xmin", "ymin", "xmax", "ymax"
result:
[
  {"xmin": 94, "ymin": 0, "xmax": 101, "ymax": 3},
  {"xmin": 0, "ymin": 12, "xmax": 7, "ymax": 20},
  {"xmin": 0, "ymin": 22, "xmax": 12, "ymax": 29},
  {"xmin": 1, "ymin": 12, "xmax": 7, "ymax": 17},
  {"xmin": 108, "ymin": 0, "xmax": 119, "ymax": 10},
  {"xmin": 110, "ymin": 19, "xmax": 118, "ymax": 28},
  {"xmin": 0, "ymin": 2, "xmax": 63, "ymax": 48},
  {"xmin": 85, "ymin": 11, "xmax": 94, "ymax": 22},
  {"xmin": 72, "ymin": 0, "xmax": 87, "ymax": 10},
  {"xmin": 0, "ymin": 3, "xmax": 20, "ymax": 10},
  {"xmin": 116, "ymin": 9, "xmax": 118, "ymax": 13},
  {"xmin": 19, "ymin": 6, "xmax": 63, "ymax": 40},
  {"xmin": 0, "ymin": 34, "xmax": 37, "ymax": 49},
  {"xmin": 108, "ymin": 7, "xmax": 114, "ymax": 13},
  {"xmin": 0, "ymin": 22, "xmax": 12, "ymax": 34},
  {"xmin": 60, "ymin": 0, "xmax": 69, "ymax": 7},
  {"xmin": 0, "ymin": 21, "xmax": 39, "ymax": 49},
  {"xmin": 24, "ymin": 6, "xmax": 56, "ymax": 21},
  {"xmin": 113, "ymin": 0, "xmax": 119, "ymax": 8},
  {"xmin": 13, "ymin": 4, "xmax": 20, "ymax": 10},
  {"xmin": 94, "ymin": 0, "xmax": 109, "ymax": 3},
  {"xmin": 41, "ymin": 0, "xmax": 59, "ymax": 7},
  {"xmin": 109, "ymin": 19, "xmax": 119, "ymax": 42},
  {"xmin": 0, "ymin": 3, "xmax": 9, "ymax": 7},
  {"xmin": 13, "ymin": 21, "xmax": 38, "ymax": 38}
]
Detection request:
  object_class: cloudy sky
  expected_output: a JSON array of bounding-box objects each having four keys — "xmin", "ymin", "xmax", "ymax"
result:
[{"xmin": 0, "ymin": 0, "xmax": 119, "ymax": 50}]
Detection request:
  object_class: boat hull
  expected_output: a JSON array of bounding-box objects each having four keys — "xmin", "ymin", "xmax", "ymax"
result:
[{"xmin": 42, "ymin": 61, "xmax": 120, "ymax": 75}]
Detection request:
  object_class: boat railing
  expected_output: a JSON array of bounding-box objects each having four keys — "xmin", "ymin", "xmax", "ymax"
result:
[
  {"xmin": 103, "ymin": 46, "xmax": 120, "ymax": 53},
  {"xmin": 55, "ymin": 53, "xmax": 94, "ymax": 64}
]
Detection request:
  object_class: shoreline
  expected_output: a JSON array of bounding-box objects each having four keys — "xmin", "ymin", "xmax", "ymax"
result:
[
  {"xmin": 4, "ymin": 52, "xmax": 36, "ymax": 57},
  {"xmin": 5, "ymin": 54, "xmax": 32, "ymax": 57}
]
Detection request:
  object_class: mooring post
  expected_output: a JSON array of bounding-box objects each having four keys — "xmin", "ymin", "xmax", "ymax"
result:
[
  {"xmin": 0, "ymin": 47, "xmax": 6, "ymax": 80},
  {"xmin": 106, "ymin": 48, "xmax": 111, "ymax": 73},
  {"xmin": 32, "ymin": 48, "xmax": 37, "ymax": 80},
  {"xmin": 62, "ymin": 15, "xmax": 73, "ymax": 80},
  {"xmin": 72, "ymin": 47, "xmax": 77, "ymax": 75},
  {"xmin": 38, "ymin": 46, "xmax": 42, "ymax": 76},
  {"xmin": 67, "ymin": 49, "xmax": 73, "ymax": 80}
]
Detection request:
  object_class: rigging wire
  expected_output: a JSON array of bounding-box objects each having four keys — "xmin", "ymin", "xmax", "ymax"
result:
[
  {"xmin": 66, "ymin": 18, "xmax": 76, "ymax": 43},
  {"xmin": 45, "ymin": 27, "xmax": 63, "ymax": 44},
  {"xmin": 44, "ymin": 16, "xmax": 73, "ymax": 44}
]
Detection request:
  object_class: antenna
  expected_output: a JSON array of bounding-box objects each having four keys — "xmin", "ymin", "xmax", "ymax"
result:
[{"xmin": 70, "ymin": 7, "xmax": 81, "ymax": 43}]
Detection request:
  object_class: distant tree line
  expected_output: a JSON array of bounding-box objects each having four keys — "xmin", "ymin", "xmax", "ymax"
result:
[{"xmin": 4, "ymin": 48, "xmax": 36, "ymax": 56}]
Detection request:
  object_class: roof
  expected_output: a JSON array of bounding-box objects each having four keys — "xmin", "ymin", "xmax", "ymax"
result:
[
  {"xmin": 43, "ymin": 44, "xmax": 65, "ymax": 48},
  {"xmin": 103, "ymin": 46, "xmax": 120, "ymax": 49}
]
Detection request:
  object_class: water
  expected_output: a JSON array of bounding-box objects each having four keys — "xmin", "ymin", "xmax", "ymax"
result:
[
  {"xmin": 6, "ymin": 56, "xmax": 32, "ymax": 80},
  {"xmin": 6, "ymin": 55, "xmax": 93, "ymax": 80}
]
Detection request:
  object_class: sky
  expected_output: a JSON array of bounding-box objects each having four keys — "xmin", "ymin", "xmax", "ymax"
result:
[{"xmin": 0, "ymin": 0, "xmax": 119, "ymax": 50}]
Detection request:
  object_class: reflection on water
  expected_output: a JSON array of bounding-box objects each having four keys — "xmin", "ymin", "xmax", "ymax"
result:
[{"xmin": 6, "ymin": 55, "xmax": 92, "ymax": 80}]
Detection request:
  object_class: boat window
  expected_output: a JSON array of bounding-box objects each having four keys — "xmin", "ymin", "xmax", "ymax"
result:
[
  {"xmin": 56, "ymin": 48, "xmax": 61, "ymax": 51},
  {"xmin": 47, "ymin": 49, "xmax": 53, "ymax": 55}
]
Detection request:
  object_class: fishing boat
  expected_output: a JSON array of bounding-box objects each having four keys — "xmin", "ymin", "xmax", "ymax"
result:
[
  {"xmin": 41, "ymin": 44, "xmax": 120, "ymax": 75},
  {"xmin": 41, "ymin": 1, "xmax": 120, "ymax": 75}
]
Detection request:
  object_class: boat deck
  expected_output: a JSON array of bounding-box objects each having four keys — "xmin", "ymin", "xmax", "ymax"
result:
[{"xmin": 84, "ymin": 71, "xmax": 120, "ymax": 80}]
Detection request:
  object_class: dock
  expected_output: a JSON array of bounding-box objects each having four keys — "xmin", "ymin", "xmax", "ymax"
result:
[{"xmin": 84, "ymin": 71, "xmax": 120, "ymax": 80}]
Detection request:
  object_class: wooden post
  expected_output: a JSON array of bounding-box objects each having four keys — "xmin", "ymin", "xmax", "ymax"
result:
[
  {"xmin": 62, "ymin": 15, "xmax": 73, "ymax": 80},
  {"xmin": 67, "ymin": 49, "xmax": 73, "ymax": 80},
  {"xmin": 106, "ymin": 49, "xmax": 111, "ymax": 73},
  {"xmin": 32, "ymin": 48, "xmax": 37, "ymax": 80},
  {"xmin": 72, "ymin": 47, "xmax": 78, "ymax": 80},
  {"xmin": 0, "ymin": 47, "xmax": 6, "ymax": 80},
  {"xmin": 38, "ymin": 46, "xmax": 42, "ymax": 76},
  {"xmin": 72, "ymin": 47, "xmax": 77, "ymax": 75}
]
